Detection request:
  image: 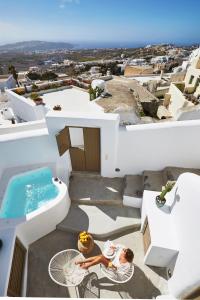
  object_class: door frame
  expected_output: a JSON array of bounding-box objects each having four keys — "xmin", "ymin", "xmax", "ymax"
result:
[{"xmin": 56, "ymin": 126, "xmax": 101, "ymax": 173}]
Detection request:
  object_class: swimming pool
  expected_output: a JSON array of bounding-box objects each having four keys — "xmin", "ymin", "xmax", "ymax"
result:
[{"xmin": 0, "ymin": 168, "xmax": 59, "ymax": 218}]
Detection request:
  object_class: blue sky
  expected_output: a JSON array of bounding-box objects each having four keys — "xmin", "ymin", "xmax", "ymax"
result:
[{"xmin": 0, "ymin": 0, "xmax": 199, "ymax": 46}]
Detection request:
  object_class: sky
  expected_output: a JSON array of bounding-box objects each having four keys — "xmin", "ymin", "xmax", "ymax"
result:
[{"xmin": 0, "ymin": 0, "xmax": 200, "ymax": 47}]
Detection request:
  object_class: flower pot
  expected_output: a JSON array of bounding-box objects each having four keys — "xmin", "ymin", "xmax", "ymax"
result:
[
  {"xmin": 155, "ymin": 195, "xmax": 166, "ymax": 208},
  {"xmin": 34, "ymin": 98, "xmax": 44, "ymax": 106},
  {"xmin": 78, "ymin": 234, "xmax": 94, "ymax": 255}
]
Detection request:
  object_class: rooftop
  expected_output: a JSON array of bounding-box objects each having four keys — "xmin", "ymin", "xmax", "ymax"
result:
[{"xmin": 39, "ymin": 87, "xmax": 102, "ymax": 113}]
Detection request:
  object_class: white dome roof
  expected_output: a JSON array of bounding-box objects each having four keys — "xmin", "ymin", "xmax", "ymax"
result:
[{"xmin": 91, "ymin": 79, "xmax": 105, "ymax": 91}]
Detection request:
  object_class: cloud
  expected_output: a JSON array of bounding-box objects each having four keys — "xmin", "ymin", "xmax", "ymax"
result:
[{"xmin": 59, "ymin": 0, "xmax": 80, "ymax": 9}]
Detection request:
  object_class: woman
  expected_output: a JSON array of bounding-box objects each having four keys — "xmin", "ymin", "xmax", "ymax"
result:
[{"xmin": 76, "ymin": 245, "xmax": 134, "ymax": 274}]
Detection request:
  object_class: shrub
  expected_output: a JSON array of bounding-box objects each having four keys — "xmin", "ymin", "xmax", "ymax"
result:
[
  {"xmin": 30, "ymin": 92, "xmax": 40, "ymax": 100},
  {"xmin": 32, "ymin": 84, "xmax": 38, "ymax": 91},
  {"xmin": 27, "ymin": 72, "xmax": 41, "ymax": 80},
  {"xmin": 41, "ymin": 71, "xmax": 58, "ymax": 81},
  {"xmin": 139, "ymin": 110, "xmax": 146, "ymax": 117}
]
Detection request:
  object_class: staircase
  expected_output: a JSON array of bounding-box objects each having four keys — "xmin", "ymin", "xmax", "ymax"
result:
[
  {"xmin": 123, "ymin": 166, "xmax": 200, "ymax": 208},
  {"xmin": 57, "ymin": 167, "xmax": 200, "ymax": 238}
]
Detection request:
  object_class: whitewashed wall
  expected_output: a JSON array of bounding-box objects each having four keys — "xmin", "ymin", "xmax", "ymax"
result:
[
  {"xmin": 184, "ymin": 66, "xmax": 200, "ymax": 93},
  {"xmin": 178, "ymin": 105, "xmax": 200, "ymax": 121},
  {"xmin": 167, "ymin": 83, "xmax": 193, "ymax": 119},
  {"xmin": 46, "ymin": 111, "xmax": 119, "ymax": 177},
  {"xmin": 116, "ymin": 120, "xmax": 200, "ymax": 176},
  {"xmin": 6, "ymin": 90, "xmax": 49, "ymax": 121},
  {"xmin": 167, "ymin": 173, "xmax": 200, "ymax": 298},
  {"xmin": 0, "ymin": 120, "xmax": 46, "ymax": 135},
  {"xmin": 0, "ymin": 129, "xmax": 70, "ymax": 185}
]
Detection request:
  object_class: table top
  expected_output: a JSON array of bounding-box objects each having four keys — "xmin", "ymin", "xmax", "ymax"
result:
[{"xmin": 48, "ymin": 249, "xmax": 87, "ymax": 287}]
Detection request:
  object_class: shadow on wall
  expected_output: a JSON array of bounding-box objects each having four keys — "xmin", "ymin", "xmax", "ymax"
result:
[{"xmin": 78, "ymin": 265, "xmax": 161, "ymax": 299}]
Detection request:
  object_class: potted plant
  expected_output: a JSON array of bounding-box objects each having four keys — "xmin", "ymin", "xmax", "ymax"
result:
[
  {"xmin": 31, "ymin": 83, "xmax": 38, "ymax": 92},
  {"xmin": 156, "ymin": 181, "xmax": 175, "ymax": 207},
  {"xmin": 30, "ymin": 92, "xmax": 44, "ymax": 105},
  {"xmin": 53, "ymin": 105, "xmax": 62, "ymax": 111},
  {"xmin": 77, "ymin": 231, "xmax": 94, "ymax": 254}
]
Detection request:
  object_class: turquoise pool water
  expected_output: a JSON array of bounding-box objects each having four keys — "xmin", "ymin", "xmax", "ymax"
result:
[{"xmin": 0, "ymin": 168, "xmax": 59, "ymax": 218}]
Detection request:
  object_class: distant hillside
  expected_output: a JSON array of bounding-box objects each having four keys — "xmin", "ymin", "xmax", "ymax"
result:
[{"xmin": 0, "ymin": 41, "xmax": 74, "ymax": 52}]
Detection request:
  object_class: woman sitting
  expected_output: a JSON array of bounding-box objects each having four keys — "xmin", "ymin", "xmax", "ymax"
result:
[{"xmin": 75, "ymin": 243, "xmax": 134, "ymax": 274}]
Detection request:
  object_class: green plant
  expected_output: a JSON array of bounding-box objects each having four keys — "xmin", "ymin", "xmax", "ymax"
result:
[
  {"xmin": 41, "ymin": 71, "xmax": 58, "ymax": 81},
  {"xmin": 159, "ymin": 181, "xmax": 176, "ymax": 201},
  {"xmin": 139, "ymin": 110, "xmax": 146, "ymax": 117},
  {"xmin": 8, "ymin": 65, "xmax": 19, "ymax": 86},
  {"xmin": 27, "ymin": 72, "xmax": 41, "ymax": 81},
  {"xmin": 88, "ymin": 85, "xmax": 104, "ymax": 101},
  {"xmin": 32, "ymin": 84, "xmax": 38, "ymax": 92},
  {"xmin": 88, "ymin": 85, "xmax": 96, "ymax": 101},
  {"xmin": 30, "ymin": 92, "xmax": 39, "ymax": 100}
]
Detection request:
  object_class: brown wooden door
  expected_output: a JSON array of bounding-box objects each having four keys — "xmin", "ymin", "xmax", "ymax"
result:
[
  {"xmin": 56, "ymin": 127, "xmax": 71, "ymax": 156},
  {"xmin": 83, "ymin": 128, "xmax": 100, "ymax": 172},
  {"xmin": 70, "ymin": 147, "xmax": 86, "ymax": 171},
  {"xmin": 143, "ymin": 219, "xmax": 151, "ymax": 254},
  {"xmin": 184, "ymin": 287, "xmax": 200, "ymax": 299},
  {"xmin": 7, "ymin": 238, "xmax": 26, "ymax": 297}
]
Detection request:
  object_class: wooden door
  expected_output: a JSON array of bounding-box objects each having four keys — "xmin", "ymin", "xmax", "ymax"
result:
[
  {"xmin": 184, "ymin": 287, "xmax": 200, "ymax": 299},
  {"xmin": 70, "ymin": 147, "xmax": 86, "ymax": 171},
  {"xmin": 143, "ymin": 218, "xmax": 151, "ymax": 254},
  {"xmin": 7, "ymin": 238, "xmax": 26, "ymax": 297},
  {"xmin": 56, "ymin": 127, "xmax": 71, "ymax": 156},
  {"xmin": 83, "ymin": 128, "xmax": 100, "ymax": 172}
]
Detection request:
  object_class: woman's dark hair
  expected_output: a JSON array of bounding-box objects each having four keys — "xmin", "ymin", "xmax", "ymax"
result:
[{"xmin": 125, "ymin": 248, "xmax": 134, "ymax": 262}]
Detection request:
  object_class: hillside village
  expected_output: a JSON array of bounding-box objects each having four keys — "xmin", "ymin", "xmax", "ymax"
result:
[
  {"xmin": 0, "ymin": 44, "xmax": 200, "ymax": 126},
  {"xmin": 0, "ymin": 43, "xmax": 200, "ymax": 299}
]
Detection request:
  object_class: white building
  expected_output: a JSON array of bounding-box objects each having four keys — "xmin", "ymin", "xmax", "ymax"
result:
[
  {"xmin": 0, "ymin": 75, "xmax": 16, "ymax": 91},
  {"xmin": 1, "ymin": 63, "xmax": 200, "ymax": 298},
  {"xmin": 151, "ymin": 56, "xmax": 170, "ymax": 64},
  {"xmin": 128, "ymin": 58, "xmax": 147, "ymax": 66},
  {"xmin": 28, "ymin": 66, "xmax": 40, "ymax": 73},
  {"xmin": 162, "ymin": 47, "xmax": 200, "ymax": 120}
]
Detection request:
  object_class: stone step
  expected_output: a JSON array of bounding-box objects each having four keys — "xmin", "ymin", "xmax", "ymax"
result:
[
  {"xmin": 69, "ymin": 174, "xmax": 124, "ymax": 206},
  {"xmin": 124, "ymin": 175, "xmax": 143, "ymax": 198},
  {"xmin": 142, "ymin": 167, "xmax": 200, "ymax": 193},
  {"xmin": 70, "ymin": 171, "xmax": 101, "ymax": 179},
  {"xmin": 142, "ymin": 170, "xmax": 165, "ymax": 192},
  {"xmin": 57, "ymin": 204, "xmax": 141, "ymax": 239},
  {"xmin": 72, "ymin": 199, "xmax": 123, "ymax": 206},
  {"xmin": 163, "ymin": 166, "xmax": 200, "ymax": 182}
]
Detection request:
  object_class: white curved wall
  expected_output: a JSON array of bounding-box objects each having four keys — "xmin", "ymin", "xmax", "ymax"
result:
[
  {"xmin": 167, "ymin": 173, "xmax": 200, "ymax": 298},
  {"xmin": 0, "ymin": 179, "xmax": 70, "ymax": 247},
  {"xmin": 0, "ymin": 179, "xmax": 70, "ymax": 296}
]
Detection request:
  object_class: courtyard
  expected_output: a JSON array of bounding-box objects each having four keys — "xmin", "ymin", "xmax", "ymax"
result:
[
  {"xmin": 26, "ymin": 174, "xmax": 168, "ymax": 298},
  {"xmin": 27, "ymin": 229, "xmax": 168, "ymax": 298}
]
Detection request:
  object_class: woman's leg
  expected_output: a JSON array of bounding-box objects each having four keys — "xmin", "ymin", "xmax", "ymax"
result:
[
  {"xmin": 80, "ymin": 255, "xmax": 110, "ymax": 269},
  {"xmin": 75, "ymin": 255, "xmax": 102, "ymax": 265}
]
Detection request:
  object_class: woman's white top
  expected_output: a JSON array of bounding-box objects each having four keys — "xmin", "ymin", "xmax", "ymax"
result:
[{"xmin": 103, "ymin": 241, "xmax": 131, "ymax": 275}]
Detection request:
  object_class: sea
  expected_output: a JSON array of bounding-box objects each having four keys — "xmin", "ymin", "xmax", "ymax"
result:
[{"xmin": 71, "ymin": 41, "xmax": 198, "ymax": 50}]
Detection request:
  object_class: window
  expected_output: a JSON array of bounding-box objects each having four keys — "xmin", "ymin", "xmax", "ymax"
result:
[{"xmin": 69, "ymin": 127, "xmax": 84, "ymax": 148}]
